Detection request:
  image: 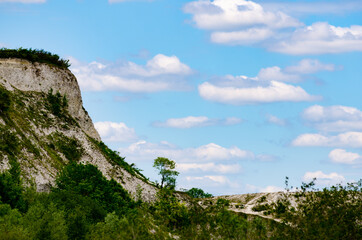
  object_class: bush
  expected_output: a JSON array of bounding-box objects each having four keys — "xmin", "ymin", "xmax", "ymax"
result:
[
  {"xmin": 272, "ymin": 179, "xmax": 362, "ymax": 239},
  {"xmin": 0, "ymin": 48, "xmax": 70, "ymax": 69},
  {"xmin": 0, "ymin": 160, "xmax": 26, "ymax": 212},
  {"xmin": 0, "ymin": 86, "xmax": 11, "ymax": 115},
  {"xmin": 53, "ymin": 162, "xmax": 134, "ymax": 214},
  {"xmin": 47, "ymin": 89, "xmax": 68, "ymax": 118},
  {"xmin": 185, "ymin": 188, "xmax": 213, "ymax": 198}
]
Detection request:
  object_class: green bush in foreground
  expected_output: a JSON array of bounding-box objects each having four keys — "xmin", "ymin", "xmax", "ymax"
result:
[{"xmin": 271, "ymin": 178, "xmax": 362, "ymax": 240}]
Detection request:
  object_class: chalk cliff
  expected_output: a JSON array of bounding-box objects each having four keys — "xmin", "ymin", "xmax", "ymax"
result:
[{"xmin": 0, "ymin": 58, "xmax": 157, "ymax": 201}]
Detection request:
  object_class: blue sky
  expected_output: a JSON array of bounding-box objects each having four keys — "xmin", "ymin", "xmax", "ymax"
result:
[{"xmin": 1, "ymin": 0, "xmax": 361, "ymax": 195}]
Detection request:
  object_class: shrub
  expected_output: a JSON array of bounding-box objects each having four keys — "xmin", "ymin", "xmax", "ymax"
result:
[
  {"xmin": 53, "ymin": 162, "xmax": 134, "ymax": 214},
  {"xmin": 0, "ymin": 48, "xmax": 70, "ymax": 69},
  {"xmin": 0, "ymin": 86, "xmax": 11, "ymax": 115},
  {"xmin": 185, "ymin": 187, "xmax": 213, "ymax": 198},
  {"xmin": 272, "ymin": 179, "xmax": 362, "ymax": 239}
]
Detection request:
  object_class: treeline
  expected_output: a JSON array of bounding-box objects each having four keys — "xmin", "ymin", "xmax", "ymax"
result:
[
  {"xmin": 0, "ymin": 48, "xmax": 70, "ymax": 69},
  {"xmin": 0, "ymin": 158, "xmax": 360, "ymax": 239}
]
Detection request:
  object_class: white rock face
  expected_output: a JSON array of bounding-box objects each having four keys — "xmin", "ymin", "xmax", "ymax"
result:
[
  {"xmin": 0, "ymin": 58, "xmax": 100, "ymax": 140},
  {"xmin": 0, "ymin": 58, "xmax": 158, "ymax": 202}
]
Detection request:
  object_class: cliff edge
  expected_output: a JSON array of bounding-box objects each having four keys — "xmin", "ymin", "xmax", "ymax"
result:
[{"xmin": 0, "ymin": 57, "xmax": 158, "ymax": 202}]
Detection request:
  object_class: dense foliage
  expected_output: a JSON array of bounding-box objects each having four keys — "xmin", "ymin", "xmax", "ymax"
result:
[
  {"xmin": 186, "ymin": 187, "xmax": 213, "ymax": 198},
  {"xmin": 46, "ymin": 89, "xmax": 68, "ymax": 118},
  {"xmin": 0, "ymin": 157, "xmax": 360, "ymax": 239},
  {"xmin": 0, "ymin": 86, "xmax": 11, "ymax": 115},
  {"xmin": 153, "ymin": 157, "xmax": 179, "ymax": 189},
  {"xmin": 0, "ymin": 48, "xmax": 70, "ymax": 69},
  {"xmin": 91, "ymin": 139, "xmax": 147, "ymax": 180},
  {"xmin": 271, "ymin": 179, "xmax": 362, "ymax": 240}
]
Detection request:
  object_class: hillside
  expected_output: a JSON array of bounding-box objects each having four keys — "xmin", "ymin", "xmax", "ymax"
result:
[
  {"xmin": 0, "ymin": 50, "xmax": 360, "ymax": 239},
  {"xmin": 0, "ymin": 56, "xmax": 157, "ymax": 201}
]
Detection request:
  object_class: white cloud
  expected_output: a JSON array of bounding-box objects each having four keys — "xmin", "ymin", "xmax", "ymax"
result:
[
  {"xmin": 185, "ymin": 175, "xmax": 239, "ymax": 187},
  {"xmin": 245, "ymin": 184, "xmax": 284, "ymax": 193},
  {"xmin": 153, "ymin": 116, "xmax": 242, "ymax": 128},
  {"xmin": 119, "ymin": 141, "xmax": 255, "ymax": 162},
  {"xmin": 94, "ymin": 121, "xmax": 138, "ymax": 142},
  {"xmin": 285, "ymin": 59, "xmax": 336, "ymax": 74},
  {"xmin": 261, "ymin": 185, "xmax": 284, "ymax": 193},
  {"xmin": 303, "ymin": 171, "xmax": 346, "ymax": 185},
  {"xmin": 272, "ymin": 22, "xmax": 362, "ymax": 55},
  {"xmin": 109, "ymin": 0, "xmax": 152, "ymax": 3},
  {"xmin": 266, "ymin": 114, "xmax": 286, "ymax": 126},
  {"xmin": 70, "ymin": 54, "xmax": 193, "ymax": 93},
  {"xmin": 257, "ymin": 66, "xmax": 301, "ymax": 82},
  {"xmin": 329, "ymin": 149, "xmax": 362, "ymax": 165},
  {"xmin": 262, "ymin": 1, "xmax": 362, "ymax": 16},
  {"xmin": 303, "ymin": 105, "xmax": 362, "ymax": 132},
  {"xmin": 292, "ymin": 132, "xmax": 362, "ymax": 148},
  {"xmin": 177, "ymin": 162, "xmax": 242, "ymax": 174},
  {"xmin": 199, "ymin": 80, "xmax": 318, "ymax": 105},
  {"xmin": 184, "ymin": 0, "xmax": 300, "ymax": 46},
  {"xmin": 211, "ymin": 27, "xmax": 274, "ymax": 45},
  {"xmin": 185, "ymin": 2, "xmax": 362, "ymax": 55},
  {"xmin": 198, "ymin": 59, "xmax": 333, "ymax": 105},
  {"xmin": 184, "ymin": 0, "xmax": 301, "ymax": 30},
  {"xmin": 0, "ymin": 0, "xmax": 45, "ymax": 3}
]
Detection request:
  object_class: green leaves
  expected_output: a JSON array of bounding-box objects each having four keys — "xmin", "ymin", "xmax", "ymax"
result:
[
  {"xmin": 153, "ymin": 157, "xmax": 179, "ymax": 189},
  {"xmin": 185, "ymin": 188, "xmax": 213, "ymax": 199},
  {"xmin": 54, "ymin": 162, "xmax": 134, "ymax": 214},
  {"xmin": 0, "ymin": 48, "xmax": 70, "ymax": 69}
]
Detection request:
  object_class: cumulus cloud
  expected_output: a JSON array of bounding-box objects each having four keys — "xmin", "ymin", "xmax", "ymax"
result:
[
  {"xmin": 0, "ymin": 0, "xmax": 45, "ymax": 3},
  {"xmin": 197, "ymin": 59, "xmax": 335, "ymax": 105},
  {"xmin": 266, "ymin": 114, "xmax": 287, "ymax": 126},
  {"xmin": 119, "ymin": 140, "xmax": 254, "ymax": 162},
  {"xmin": 177, "ymin": 162, "xmax": 242, "ymax": 174},
  {"xmin": 262, "ymin": 1, "xmax": 362, "ymax": 16},
  {"xmin": 211, "ymin": 27, "xmax": 274, "ymax": 45},
  {"xmin": 185, "ymin": 175, "xmax": 239, "ymax": 187},
  {"xmin": 292, "ymin": 132, "xmax": 362, "ymax": 148},
  {"xmin": 257, "ymin": 66, "xmax": 301, "ymax": 82},
  {"xmin": 184, "ymin": 2, "xmax": 362, "ymax": 54},
  {"xmin": 245, "ymin": 184, "xmax": 284, "ymax": 193},
  {"xmin": 153, "ymin": 116, "xmax": 242, "ymax": 128},
  {"xmin": 184, "ymin": 0, "xmax": 301, "ymax": 30},
  {"xmin": 303, "ymin": 105, "xmax": 362, "ymax": 132},
  {"xmin": 329, "ymin": 149, "xmax": 362, "ymax": 165},
  {"xmin": 199, "ymin": 80, "xmax": 318, "ymax": 105},
  {"xmin": 285, "ymin": 59, "xmax": 336, "ymax": 74},
  {"xmin": 70, "ymin": 54, "xmax": 193, "ymax": 93},
  {"xmin": 94, "ymin": 121, "xmax": 138, "ymax": 142},
  {"xmin": 303, "ymin": 171, "xmax": 346, "ymax": 185},
  {"xmin": 184, "ymin": 0, "xmax": 300, "ymax": 45},
  {"xmin": 272, "ymin": 22, "xmax": 362, "ymax": 55},
  {"xmin": 109, "ymin": 0, "xmax": 152, "ymax": 3}
]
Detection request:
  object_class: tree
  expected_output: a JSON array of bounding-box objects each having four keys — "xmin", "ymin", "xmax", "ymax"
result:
[
  {"xmin": 153, "ymin": 157, "xmax": 179, "ymax": 189},
  {"xmin": 186, "ymin": 188, "xmax": 213, "ymax": 199}
]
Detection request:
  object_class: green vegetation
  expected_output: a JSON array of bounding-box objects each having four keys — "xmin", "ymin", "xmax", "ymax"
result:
[
  {"xmin": 185, "ymin": 187, "xmax": 213, "ymax": 198},
  {"xmin": 153, "ymin": 157, "xmax": 179, "ymax": 189},
  {"xmin": 0, "ymin": 86, "xmax": 11, "ymax": 115},
  {"xmin": 270, "ymin": 178, "xmax": 362, "ymax": 239},
  {"xmin": 48, "ymin": 132, "xmax": 84, "ymax": 163},
  {"xmin": 46, "ymin": 89, "xmax": 68, "ymax": 118},
  {"xmin": 0, "ymin": 157, "xmax": 360, "ymax": 239},
  {"xmin": 0, "ymin": 48, "xmax": 70, "ymax": 69},
  {"xmin": 90, "ymin": 139, "xmax": 147, "ymax": 180}
]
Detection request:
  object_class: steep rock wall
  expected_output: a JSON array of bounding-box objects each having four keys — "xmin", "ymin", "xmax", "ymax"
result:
[
  {"xmin": 0, "ymin": 58, "xmax": 158, "ymax": 202},
  {"xmin": 0, "ymin": 58, "xmax": 100, "ymax": 140}
]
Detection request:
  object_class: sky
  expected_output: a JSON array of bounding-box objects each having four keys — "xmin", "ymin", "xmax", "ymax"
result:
[{"xmin": 1, "ymin": 0, "xmax": 361, "ymax": 195}]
